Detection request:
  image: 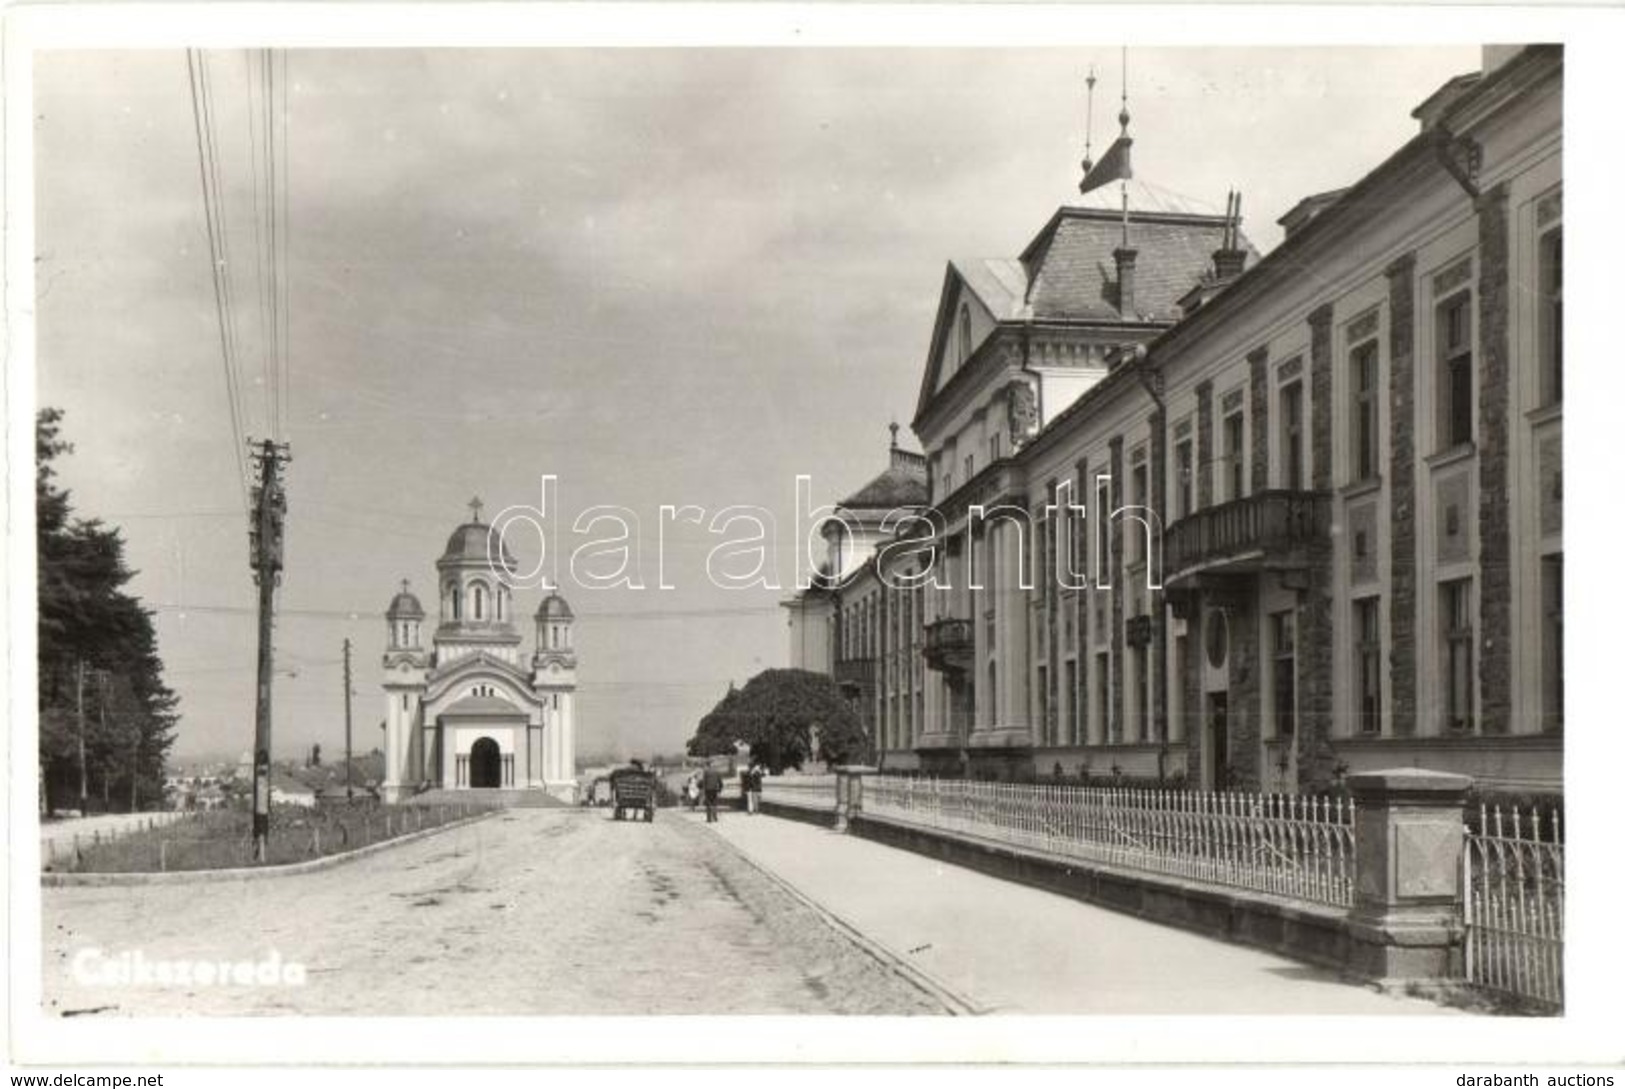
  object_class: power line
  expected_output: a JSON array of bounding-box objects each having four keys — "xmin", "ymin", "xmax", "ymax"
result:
[
  {"xmin": 185, "ymin": 49, "xmax": 250, "ymax": 515},
  {"xmin": 148, "ymin": 600, "xmax": 784, "ymax": 622}
]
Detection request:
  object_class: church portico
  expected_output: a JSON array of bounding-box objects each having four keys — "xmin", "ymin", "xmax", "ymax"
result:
[{"xmin": 381, "ymin": 500, "xmax": 581, "ymax": 804}]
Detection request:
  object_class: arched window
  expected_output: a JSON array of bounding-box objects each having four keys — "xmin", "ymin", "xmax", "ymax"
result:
[
  {"xmin": 496, "ymin": 592, "xmax": 504, "ymax": 621},
  {"xmin": 958, "ymin": 304, "xmax": 973, "ymax": 365},
  {"xmin": 473, "ymin": 584, "xmax": 486, "ymax": 621},
  {"xmin": 452, "ymin": 587, "xmax": 462, "ymax": 620}
]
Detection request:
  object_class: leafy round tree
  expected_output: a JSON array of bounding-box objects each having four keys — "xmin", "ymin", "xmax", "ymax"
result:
[{"xmin": 687, "ymin": 668, "xmax": 868, "ymax": 774}]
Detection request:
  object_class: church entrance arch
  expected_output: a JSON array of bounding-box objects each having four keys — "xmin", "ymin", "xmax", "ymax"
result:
[{"xmin": 470, "ymin": 737, "xmax": 502, "ymax": 789}]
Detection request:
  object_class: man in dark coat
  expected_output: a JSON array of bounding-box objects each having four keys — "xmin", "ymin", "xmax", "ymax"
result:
[{"xmin": 700, "ymin": 765, "xmax": 724, "ymax": 823}]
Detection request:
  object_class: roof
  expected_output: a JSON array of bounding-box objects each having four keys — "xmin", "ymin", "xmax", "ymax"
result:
[
  {"xmin": 1017, "ymin": 206, "xmax": 1256, "ymax": 324},
  {"xmin": 838, "ymin": 458, "xmax": 929, "ymax": 510},
  {"xmin": 535, "ymin": 590, "xmax": 574, "ymax": 621},
  {"xmin": 440, "ymin": 694, "xmax": 523, "ymax": 717},
  {"xmin": 386, "ymin": 586, "xmax": 425, "ymax": 618},
  {"xmin": 439, "ymin": 521, "xmax": 518, "ymax": 569}
]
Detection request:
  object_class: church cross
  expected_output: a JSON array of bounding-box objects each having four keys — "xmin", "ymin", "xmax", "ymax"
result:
[{"xmin": 468, "ymin": 496, "xmax": 484, "ymax": 524}]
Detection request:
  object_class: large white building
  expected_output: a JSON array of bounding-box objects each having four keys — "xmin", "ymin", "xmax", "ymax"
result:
[
  {"xmin": 790, "ymin": 46, "xmax": 1562, "ymax": 796},
  {"xmin": 380, "ymin": 501, "xmax": 580, "ymax": 803}
]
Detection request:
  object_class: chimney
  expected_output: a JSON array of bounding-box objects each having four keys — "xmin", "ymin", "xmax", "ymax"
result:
[
  {"xmin": 1213, "ymin": 249, "xmax": 1247, "ymax": 281},
  {"xmin": 1114, "ymin": 247, "xmax": 1139, "ymax": 318},
  {"xmin": 1212, "ymin": 190, "xmax": 1247, "ymax": 280}
]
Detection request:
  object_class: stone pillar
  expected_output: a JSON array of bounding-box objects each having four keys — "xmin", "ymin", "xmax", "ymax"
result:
[
  {"xmin": 833, "ymin": 764, "xmax": 877, "ymax": 832},
  {"xmin": 1227, "ymin": 596, "xmax": 1261, "ymax": 791},
  {"xmin": 1108, "ymin": 436, "xmax": 1125, "ymax": 744},
  {"xmin": 1386, "ymin": 253, "xmax": 1419, "ymax": 737},
  {"xmin": 1195, "ymin": 380, "xmax": 1214, "ymax": 509},
  {"xmin": 1346, "ymin": 768, "xmax": 1471, "ymax": 982},
  {"xmin": 1074, "ymin": 457, "xmax": 1089, "ymax": 749},
  {"xmin": 1248, "ymin": 345, "xmax": 1270, "ymax": 493},
  {"xmin": 1300, "ymin": 304, "xmax": 1338, "ymax": 790},
  {"xmin": 1149, "ymin": 408, "xmax": 1168, "ymax": 748},
  {"xmin": 1476, "ymin": 183, "xmax": 1513, "ymax": 735}
]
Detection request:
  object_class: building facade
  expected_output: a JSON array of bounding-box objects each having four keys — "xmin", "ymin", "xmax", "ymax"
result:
[
  {"xmin": 790, "ymin": 46, "xmax": 1562, "ymax": 795},
  {"xmin": 380, "ymin": 502, "xmax": 580, "ymax": 803}
]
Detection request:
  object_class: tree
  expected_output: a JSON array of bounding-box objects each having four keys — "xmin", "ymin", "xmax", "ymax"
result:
[
  {"xmin": 37, "ymin": 409, "xmax": 178, "ymax": 813},
  {"xmin": 686, "ymin": 669, "xmax": 868, "ymax": 774}
]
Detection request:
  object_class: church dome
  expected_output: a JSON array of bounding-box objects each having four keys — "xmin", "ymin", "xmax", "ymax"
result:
[
  {"xmin": 438, "ymin": 521, "xmax": 517, "ymax": 571},
  {"xmin": 535, "ymin": 590, "xmax": 574, "ymax": 621},
  {"xmin": 386, "ymin": 583, "xmax": 425, "ymax": 619}
]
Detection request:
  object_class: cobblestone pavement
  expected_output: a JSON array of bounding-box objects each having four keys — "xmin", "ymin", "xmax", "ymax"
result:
[{"xmin": 41, "ymin": 809, "xmax": 946, "ymax": 1016}]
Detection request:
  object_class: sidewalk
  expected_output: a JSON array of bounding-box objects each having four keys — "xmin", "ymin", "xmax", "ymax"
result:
[{"xmin": 697, "ymin": 809, "xmax": 1459, "ymax": 1015}]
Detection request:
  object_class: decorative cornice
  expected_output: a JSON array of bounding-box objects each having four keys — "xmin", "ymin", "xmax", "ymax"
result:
[{"xmin": 1384, "ymin": 251, "xmax": 1417, "ymax": 281}]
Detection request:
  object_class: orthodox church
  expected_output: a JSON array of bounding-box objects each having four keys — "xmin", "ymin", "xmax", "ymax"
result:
[{"xmin": 380, "ymin": 500, "xmax": 579, "ymax": 803}]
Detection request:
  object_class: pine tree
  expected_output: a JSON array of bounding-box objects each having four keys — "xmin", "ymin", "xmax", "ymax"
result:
[{"xmin": 37, "ymin": 409, "xmax": 178, "ymax": 813}]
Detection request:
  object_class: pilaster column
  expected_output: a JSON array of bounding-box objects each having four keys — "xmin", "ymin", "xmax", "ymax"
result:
[
  {"xmin": 1386, "ymin": 252, "xmax": 1419, "ymax": 737},
  {"xmin": 1476, "ymin": 182, "xmax": 1513, "ymax": 735},
  {"xmin": 1248, "ymin": 346, "xmax": 1270, "ymax": 493}
]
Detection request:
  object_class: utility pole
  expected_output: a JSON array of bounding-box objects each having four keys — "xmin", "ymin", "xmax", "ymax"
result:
[
  {"xmin": 75, "ymin": 659, "xmax": 88, "ymax": 810},
  {"xmin": 343, "ymin": 637, "xmax": 354, "ymax": 802},
  {"xmin": 248, "ymin": 438, "xmax": 291, "ymax": 862}
]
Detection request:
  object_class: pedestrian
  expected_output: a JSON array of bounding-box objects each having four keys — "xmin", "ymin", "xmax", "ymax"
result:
[
  {"xmin": 684, "ymin": 773, "xmax": 699, "ymax": 810},
  {"xmin": 746, "ymin": 762, "xmax": 763, "ymax": 815},
  {"xmin": 701, "ymin": 764, "xmax": 723, "ymax": 823}
]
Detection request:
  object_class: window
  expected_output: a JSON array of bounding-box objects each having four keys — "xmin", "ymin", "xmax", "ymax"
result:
[
  {"xmin": 473, "ymin": 584, "xmax": 486, "ymax": 621},
  {"xmin": 1129, "ymin": 460, "xmax": 1148, "ymax": 564},
  {"xmin": 1542, "ymin": 555, "xmax": 1563, "ymax": 731},
  {"xmin": 1438, "ymin": 293, "xmax": 1474, "ymax": 448},
  {"xmin": 1224, "ymin": 410, "xmax": 1246, "ymax": 501},
  {"xmin": 1093, "ymin": 651, "xmax": 1110, "ymax": 744},
  {"xmin": 1272, "ymin": 610, "xmax": 1296, "ymax": 739},
  {"xmin": 1139, "ymin": 641, "xmax": 1155, "ymax": 741},
  {"xmin": 958, "ymin": 303, "xmax": 973, "ymax": 365},
  {"xmin": 987, "ymin": 661, "xmax": 998, "ymax": 726},
  {"xmin": 1355, "ymin": 597, "xmax": 1382, "ymax": 734},
  {"xmin": 1065, "ymin": 659, "xmax": 1078, "ymax": 745},
  {"xmin": 452, "ymin": 587, "xmax": 462, "ymax": 620},
  {"xmin": 1175, "ymin": 439, "xmax": 1193, "ymax": 519},
  {"xmin": 942, "ymin": 470, "xmax": 954, "ymax": 498},
  {"xmin": 1540, "ymin": 228, "xmax": 1563, "ymax": 405},
  {"xmin": 1442, "ymin": 578, "xmax": 1474, "ymax": 732},
  {"xmin": 1095, "ymin": 476, "xmax": 1113, "ymax": 584},
  {"xmin": 990, "ymin": 432, "xmax": 1003, "ymax": 462},
  {"xmin": 1350, "ymin": 340, "xmax": 1379, "ymax": 481},
  {"xmin": 1037, "ymin": 664, "xmax": 1049, "ymax": 743},
  {"xmin": 1280, "ymin": 382, "xmax": 1304, "ymax": 490}
]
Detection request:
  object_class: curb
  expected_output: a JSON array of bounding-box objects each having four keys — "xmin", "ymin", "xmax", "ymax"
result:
[
  {"xmin": 695, "ymin": 815, "xmax": 983, "ymax": 1016},
  {"xmin": 41, "ymin": 811, "xmax": 498, "ymax": 887}
]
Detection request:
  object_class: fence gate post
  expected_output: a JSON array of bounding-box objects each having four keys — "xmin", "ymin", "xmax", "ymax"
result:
[
  {"xmin": 1345, "ymin": 768, "xmax": 1472, "ymax": 985},
  {"xmin": 832, "ymin": 765, "xmax": 876, "ymax": 833}
]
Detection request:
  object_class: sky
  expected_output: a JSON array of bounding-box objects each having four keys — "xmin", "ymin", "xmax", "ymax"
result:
[{"xmin": 33, "ymin": 44, "xmax": 1483, "ymax": 765}]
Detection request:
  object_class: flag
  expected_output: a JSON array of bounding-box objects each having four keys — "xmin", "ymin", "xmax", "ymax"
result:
[{"xmin": 1079, "ymin": 135, "xmax": 1133, "ymax": 197}]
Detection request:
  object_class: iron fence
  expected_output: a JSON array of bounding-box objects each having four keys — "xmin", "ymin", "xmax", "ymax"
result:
[
  {"xmin": 1463, "ymin": 803, "xmax": 1564, "ymax": 1008},
  {"xmin": 863, "ymin": 777, "xmax": 1356, "ymax": 907}
]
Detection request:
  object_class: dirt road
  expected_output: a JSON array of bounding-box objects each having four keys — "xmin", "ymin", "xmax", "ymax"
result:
[{"xmin": 41, "ymin": 809, "xmax": 944, "ymax": 1016}]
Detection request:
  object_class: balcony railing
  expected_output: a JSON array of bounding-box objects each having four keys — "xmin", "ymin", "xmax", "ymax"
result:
[
  {"xmin": 1164, "ymin": 489, "xmax": 1329, "ymax": 586},
  {"xmin": 923, "ymin": 617, "xmax": 975, "ymax": 673}
]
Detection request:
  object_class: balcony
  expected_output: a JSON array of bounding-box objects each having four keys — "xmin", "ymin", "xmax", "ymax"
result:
[
  {"xmin": 1164, "ymin": 490, "xmax": 1330, "ymax": 589},
  {"xmin": 923, "ymin": 617, "xmax": 975, "ymax": 674}
]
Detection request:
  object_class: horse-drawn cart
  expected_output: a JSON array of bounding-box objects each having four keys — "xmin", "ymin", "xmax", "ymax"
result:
[{"xmin": 609, "ymin": 767, "xmax": 657, "ymax": 822}]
